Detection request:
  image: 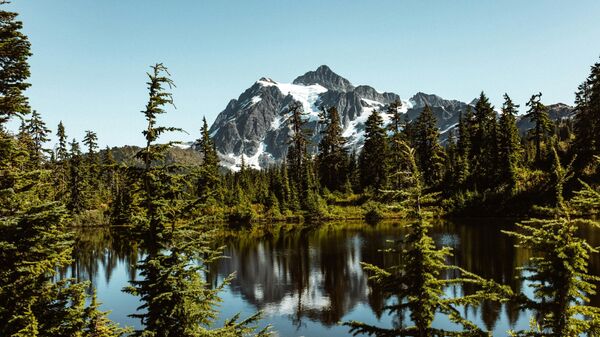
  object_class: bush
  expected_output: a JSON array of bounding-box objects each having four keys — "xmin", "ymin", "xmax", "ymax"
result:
[
  {"xmin": 228, "ymin": 202, "xmax": 255, "ymax": 228},
  {"xmin": 363, "ymin": 201, "xmax": 384, "ymax": 224}
]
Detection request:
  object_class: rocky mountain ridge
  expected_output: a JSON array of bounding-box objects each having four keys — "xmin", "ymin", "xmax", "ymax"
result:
[{"xmin": 208, "ymin": 65, "xmax": 574, "ymax": 171}]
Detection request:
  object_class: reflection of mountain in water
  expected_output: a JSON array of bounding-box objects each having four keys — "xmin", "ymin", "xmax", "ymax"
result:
[
  {"xmin": 67, "ymin": 220, "xmax": 600, "ymax": 335},
  {"xmin": 212, "ymin": 220, "xmax": 534, "ymax": 331},
  {"xmin": 215, "ymin": 228, "xmax": 376, "ymax": 326}
]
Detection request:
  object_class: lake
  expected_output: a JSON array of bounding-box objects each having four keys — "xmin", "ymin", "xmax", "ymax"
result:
[{"xmin": 65, "ymin": 219, "xmax": 600, "ymax": 337}]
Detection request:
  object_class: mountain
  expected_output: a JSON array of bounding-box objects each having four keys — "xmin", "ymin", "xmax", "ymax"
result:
[{"xmin": 208, "ymin": 66, "xmax": 574, "ymax": 171}]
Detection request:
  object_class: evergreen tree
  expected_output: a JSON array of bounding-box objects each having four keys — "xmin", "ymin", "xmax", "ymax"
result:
[
  {"xmin": 195, "ymin": 116, "xmax": 221, "ymax": 202},
  {"xmin": 23, "ymin": 110, "xmax": 51, "ymax": 166},
  {"xmin": 126, "ymin": 64, "xmax": 269, "ymax": 337},
  {"xmin": 471, "ymin": 92, "xmax": 500, "ymax": 189},
  {"xmin": 573, "ymin": 57, "xmax": 600, "ymax": 170},
  {"xmin": 0, "ymin": 1, "xmax": 31, "ymax": 128},
  {"xmin": 68, "ymin": 138, "xmax": 87, "ymax": 213},
  {"xmin": 0, "ymin": 6, "xmax": 122, "ymax": 334},
  {"xmin": 413, "ymin": 105, "xmax": 444, "ymax": 186},
  {"xmin": 456, "ymin": 110, "xmax": 472, "ymax": 189},
  {"xmin": 56, "ymin": 121, "xmax": 68, "ymax": 161},
  {"xmin": 359, "ymin": 109, "xmax": 388, "ymax": 191},
  {"xmin": 83, "ymin": 130, "xmax": 99, "ymax": 162},
  {"xmin": 1, "ymin": 116, "xmax": 120, "ymax": 337},
  {"xmin": 285, "ymin": 101, "xmax": 317, "ymax": 210},
  {"xmin": 317, "ymin": 105, "xmax": 348, "ymax": 191},
  {"xmin": 286, "ymin": 101, "xmax": 310, "ymax": 187},
  {"xmin": 525, "ymin": 92, "xmax": 551, "ymax": 164},
  {"xmin": 498, "ymin": 93, "xmax": 522, "ymax": 192},
  {"xmin": 387, "ymin": 100, "xmax": 407, "ymax": 189}
]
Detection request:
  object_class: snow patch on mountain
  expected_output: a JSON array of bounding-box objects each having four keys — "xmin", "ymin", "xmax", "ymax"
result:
[
  {"xmin": 220, "ymin": 142, "xmax": 271, "ymax": 172},
  {"xmin": 258, "ymin": 78, "xmax": 327, "ymax": 120}
]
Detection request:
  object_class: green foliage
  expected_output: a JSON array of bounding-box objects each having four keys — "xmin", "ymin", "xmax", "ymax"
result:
[
  {"xmin": 317, "ymin": 105, "xmax": 348, "ymax": 192},
  {"xmin": 123, "ymin": 64, "xmax": 269, "ymax": 337},
  {"xmin": 0, "ymin": 1, "xmax": 31, "ymax": 127},
  {"xmin": 346, "ymin": 141, "xmax": 510, "ymax": 337},
  {"xmin": 525, "ymin": 92, "xmax": 552, "ymax": 164},
  {"xmin": 195, "ymin": 117, "xmax": 221, "ymax": 202},
  {"xmin": 362, "ymin": 200, "xmax": 384, "ymax": 224},
  {"xmin": 573, "ymin": 57, "xmax": 600, "ymax": 170},
  {"xmin": 359, "ymin": 109, "xmax": 389, "ymax": 191},
  {"xmin": 498, "ymin": 94, "xmax": 522, "ymax": 192},
  {"xmin": 471, "ymin": 92, "xmax": 500, "ymax": 190},
  {"xmin": 413, "ymin": 104, "xmax": 445, "ymax": 186}
]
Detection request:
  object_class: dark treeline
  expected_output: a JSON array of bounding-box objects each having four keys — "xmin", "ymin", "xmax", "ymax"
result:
[{"xmin": 3, "ymin": 1, "xmax": 600, "ymax": 336}]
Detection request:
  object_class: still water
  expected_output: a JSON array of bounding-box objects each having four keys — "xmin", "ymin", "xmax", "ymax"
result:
[{"xmin": 66, "ymin": 219, "xmax": 600, "ymax": 337}]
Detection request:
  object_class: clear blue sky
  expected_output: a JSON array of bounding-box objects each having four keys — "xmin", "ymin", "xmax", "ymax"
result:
[{"xmin": 7, "ymin": 0, "xmax": 600, "ymax": 147}]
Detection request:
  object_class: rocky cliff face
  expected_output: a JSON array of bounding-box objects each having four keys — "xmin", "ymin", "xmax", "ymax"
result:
[{"xmin": 208, "ymin": 66, "xmax": 573, "ymax": 170}]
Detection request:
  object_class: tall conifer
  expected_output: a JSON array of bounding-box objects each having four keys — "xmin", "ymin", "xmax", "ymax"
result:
[{"xmin": 359, "ymin": 109, "xmax": 388, "ymax": 191}]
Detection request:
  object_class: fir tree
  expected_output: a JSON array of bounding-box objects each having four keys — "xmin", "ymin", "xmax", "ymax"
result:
[
  {"xmin": 573, "ymin": 57, "xmax": 600, "ymax": 170},
  {"xmin": 413, "ymin": 104, "xmax": 444, "ymax": 186},
  {"xmin": 285, "ymin": 101, "xmax": 317, "ymax": 210},
  {"xmin": 126, "ymin": 64, "xmax": 269, "ymax": 337},
  {"xmin": 0, "ymin": 1, "xmax": 31, "ymax": 128},
  {"xmin": 286, "ymin": 101, "xmax": 311, "ymax": 187},
  {"xmin": 195, "ymin": 116, "xmax": 221, "ymax": 202},
  {"xmin": 471, "ymin": 92, "xmax": 500, "ymax": 190},
  {"xmin": 498, "ymin": 93, "xmax": 522, "ymax": 192},
  {"xmin": 68, "ymin": 138, "xmax": 87, "ymax": 213},
  {"xmin": 456, "ymin": 110, "xmax": 472, "ymax": 189},
  {"xmin": 83, "ymin": 130, "xmax": 99, "ymax": 162},
  {"xmin": 525, "ymin": 92, "xmax": 551, "ymax": 164},
  {"xmin": 317, "ymin": 105, "xmax": 348, "ymax": 192},
  {"xmin": 359, "ymin": 109, "xmax": 388, "ymax": 191},
  {"xmin": 387, "ymin": 100, "xmax": 407, "ymax": 189},
  {"xmin": 56, "ymin": 121, "xmax": 68, "ymax": 161},
  {"xmin": 23, "ymin": 110, "xmax": 51, "ymax": 166}
]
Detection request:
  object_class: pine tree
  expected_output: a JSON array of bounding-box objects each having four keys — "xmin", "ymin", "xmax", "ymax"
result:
[
  {"xmin": 525, "ymin": 92, "xmax": 552, "ymax": 164},
  {"xmin": 286, "ymin": 101, "xmax": 310, "ymax": 187},
  {"xmin": 317, "ymin": 105, "xmax": 348, "ymax": 191},
  {"xmin": 471, "ymin": 92, "xmax": 500, "ymax": 190},
  {"xmin": 285, "ymin": 101, "xmax": 317, "ymax": 210},
  {"xmin": 359, "ymin": 109, "xmax": 388, "ymax": 191},
  {"xmin": 387, "ymin": 100, "xmax": 407, "ymax": 189},
  {"xmin": 56, "ymin": 121, "xmax": 68, "ymax": 161},
  {"xmin": 83, "ymin": 130, "xmax": 99, "ymax": 162},
  {"xmin": 195, "ymin": 116, "xmax": 221, "ymax": 202},
  {"xmin": 24, "ymin": 110, "xmax": 51, "ymax": 166},
  {"xmin": 0, "ymin": 6, "xmax": 122, "ymax": 334},
  {"xmin": 573, "ymin": 57, "xmax": 600, "ymax": 170},
  {"xmin": 413, "ymin": 104, "xmax": 444, "ymax": 186},
  {"xmin": 68, "ymin": 138, "xmax": 87, "ymax": 213},
  {"xmin": 0, "ymin": 1, "xmax": 31, "ymax": 128},
  {"xmin": 126, "ymin": 64, "xmax": 269, "ymax": 337},
  {"xmin": 498, "ymin": 93, "xmax": 522, "ymax": 192},
  {"xmin": 456, "ymin": 110, "xmax": 472, "ymax": 189},
  {"xmin": 1, "ymin": 127, "xmax": 121, "ymax": 337}
]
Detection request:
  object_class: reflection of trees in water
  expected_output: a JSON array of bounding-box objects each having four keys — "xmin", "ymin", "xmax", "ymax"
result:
[
  {"xmin": 60, "ymin": 226, "xmax": 140, "ymax": 293},
  {"xmin": 69, "ymin": 220, "xmax": 600, "ymax": 332},
  {"xmin": 434, "ymin": 219, "xmax": 530, "ymax": 331},
  {"xmin": 216, "ymin": 225, "xmax": 399, "ymax": 326},
  {"xmin": 212, "ymin": 220, "xmax": 538, "ymax": 331}
]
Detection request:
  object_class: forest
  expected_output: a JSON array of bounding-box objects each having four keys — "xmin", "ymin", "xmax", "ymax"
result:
[{"xmin": 2, "ymin": 2, "xmax": 600, "ymax": 337}]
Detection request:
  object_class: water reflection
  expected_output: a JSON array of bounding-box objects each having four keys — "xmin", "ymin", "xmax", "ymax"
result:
[{"xmin": 68, "ymin": 219, "xmax": 600, "ymax": 336}]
